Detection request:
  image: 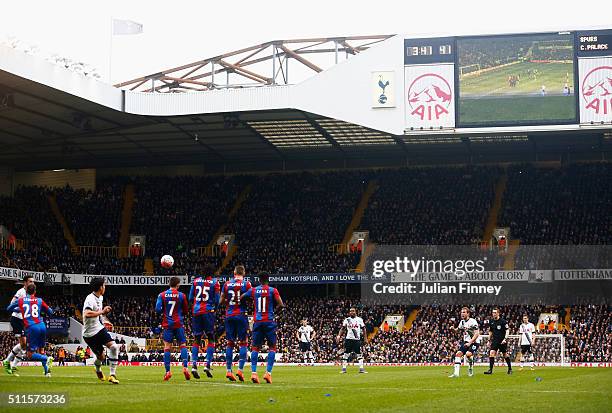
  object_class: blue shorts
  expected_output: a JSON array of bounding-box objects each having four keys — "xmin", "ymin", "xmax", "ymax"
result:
[
  {"xmin": 225, "ymin": 315, "xmax": 248, "ymax": 342},
  {"xmin": 252, "ymin": 322, "xmax": 277, "ymax": 348},
  {"xmin": 459, "ymin": 342, "xmax": 480, "ymax": 355},
  {"xmin": 26, "ymin": 324, "xmax": 46, "ymax": 352},
  {"xmin": 83, "ymin": 328, "xmax": 114, "ymax": 357},
  {"xmin": 162, "ymin": 327, "xmax": 186, "ymax": 344},
  {"xmin": 192, "ymin": 313, "xmax": 216, "ymax": 338}
]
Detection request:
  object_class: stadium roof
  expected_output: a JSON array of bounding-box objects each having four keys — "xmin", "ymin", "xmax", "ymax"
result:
[
  {"xmin": 116, "ymin": 36, "xmax": 394, "ymax": 92},
  {"xmin": 0, "ymin": 38, "xmax": 610, "ymax": 172}
]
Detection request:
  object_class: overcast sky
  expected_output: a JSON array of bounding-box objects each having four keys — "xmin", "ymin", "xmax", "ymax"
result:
[{"xmin": 2, "ymin": 0, "xmax": 611, "ymax": 84}]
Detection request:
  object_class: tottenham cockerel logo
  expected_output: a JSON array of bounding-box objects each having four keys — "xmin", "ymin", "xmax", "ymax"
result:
[
  {"xmin": 581, "ymin": 66, "xmax": 612, "ymax": 115},
  {"xmin": 407, "ymin": 73, "xmax": 452, "ymax": 121}
]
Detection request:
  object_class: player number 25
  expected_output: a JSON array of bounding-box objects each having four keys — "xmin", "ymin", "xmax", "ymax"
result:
[{"xmin": 194, "ymin": 285, "xmax": 210, "ymax": 302}]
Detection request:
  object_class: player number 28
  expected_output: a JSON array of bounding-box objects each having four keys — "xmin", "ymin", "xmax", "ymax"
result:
[{"xmin": 22, "ymin": 303, "xmax": 39, "ymax": 318}]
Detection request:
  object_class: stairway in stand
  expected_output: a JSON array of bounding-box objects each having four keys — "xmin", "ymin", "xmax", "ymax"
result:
[
  {"xmin": 119, "ymin": 183, "xmax": 135, "ymax": 259},
  {"xmin": 47, "ymin": 194, "xmax": 77, "ymax": 252}
]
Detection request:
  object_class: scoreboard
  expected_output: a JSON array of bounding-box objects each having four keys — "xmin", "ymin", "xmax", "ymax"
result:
[
  {"xmin": 577, "ymin": 31, "xmax": 612, "ymax": 56},
  {"xmin": 404, "ymin": 37, "xmax": 454, "ymax": 64},
  {"xmin": 401, "ymin": 29, "xmax": 612, "ymax": 132}
]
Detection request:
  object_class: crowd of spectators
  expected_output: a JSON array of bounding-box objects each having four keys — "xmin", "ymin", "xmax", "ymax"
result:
[
  {"xmin": 3, "ymin": 163, "xmax": 611, "ymax": 275},
  {"xmin": 458, "ymin": 38, "xmax": 535, "ymax": 73},
  {"xmin": 55, "ymin": 180, "xmax": 123, "ymax": 247},
  {"xmin": 500, "ymin": 164, "xmax": 612, "ymax": 245},
  {"xmin": 224, "ymin": 171, "xmax": 365, "ymax": 274},
  {"xmin": 0, "ymin": 186, "xmax": 68, "ymax": 271},
  {"xmin": 459, "ymin": 37, "xmax": 572, "ymax": 77},
  {"xmin": 131, "ymin": 175, "xmax": 247, "ymax": 274},
  {"xmin": 0, "ymin": 184, "xmax": 143, "ymax": 274},
  {"xmin": 531, "ymin": 42, "xmax": 573, "ymax": 61},
  {"xmin": 565, "ymin": 304, "xmax": 611, "ymax": 362},
  {"xmin": 361, "ymin": 166, "xmax": 497, "ymax": 245}
]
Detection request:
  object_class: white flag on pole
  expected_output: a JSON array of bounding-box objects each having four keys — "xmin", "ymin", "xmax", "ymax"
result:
[{"xmin": 112, "ymin": 19, "xmax": 143, "ymax": 35}]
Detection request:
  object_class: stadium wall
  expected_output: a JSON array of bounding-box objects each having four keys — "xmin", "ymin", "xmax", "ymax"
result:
[
  {"xmin": 14, "ymin": 169, "xmax": 96, "ymax": 191},
  {"xmin": 293, "ymin": 35, "xmax": 405, "ymax": 135},
  {"xmin": 97, "ymin": 164, "xmax": 206, "ymax": 178},
  {"xmin": 124, "ymin": 84, "xmax": 292, "ymax": 116}
]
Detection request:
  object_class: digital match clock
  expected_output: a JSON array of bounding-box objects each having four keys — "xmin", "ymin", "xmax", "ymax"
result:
[{"xmin": 404, "ymin": 37, "xmax": 455, "ymax": 64}]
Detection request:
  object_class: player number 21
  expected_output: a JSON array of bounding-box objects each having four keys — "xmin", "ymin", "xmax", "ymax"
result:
[{"xmin": 228, "ymin": 290, "xmax": 240, "ymax": 306}]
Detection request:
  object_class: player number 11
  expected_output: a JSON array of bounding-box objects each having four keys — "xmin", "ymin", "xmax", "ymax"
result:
[{"xmin": 257, "ymin": 296, "xmax": 267, "ymax": 313}]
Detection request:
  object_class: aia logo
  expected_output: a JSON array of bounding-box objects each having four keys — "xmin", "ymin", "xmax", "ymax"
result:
[
  {"xmin": 581, "ymin": 66, "xmax": 612, "ymax": 115},
  {"xmin": 407, "ymin": 73, "xmax": 452, "ymax": 121}
]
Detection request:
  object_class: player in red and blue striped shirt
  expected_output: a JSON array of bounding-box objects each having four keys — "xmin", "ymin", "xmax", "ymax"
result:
[
  {"xmin": 241, "ymin": 272, "xmax": 284, "ymax": 384},
  {"xmin": 6, "ymin": 283, "xmax": 54, "ymax": 377},
  {"xmin": 219, "ymin": 265, "xmax": 252, "ymax": 382},
  {"xmin": 188, "ymin": 266, "xmax": 220, "ymax": 379},
  {"xmin": 155, "ymin": 276, "xmax": 190, "ymax": 381}
]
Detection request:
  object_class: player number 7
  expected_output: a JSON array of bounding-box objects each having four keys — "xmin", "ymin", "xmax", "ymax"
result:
[{"xmin": 168, "ymin": 300, "xmax": 176, "ymax": 316}]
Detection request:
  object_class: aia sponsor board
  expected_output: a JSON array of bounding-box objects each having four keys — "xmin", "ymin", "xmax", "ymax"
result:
[
  {"xmin": 404, "ymin": 64, "xmax": 455, "ymax": 129},
  {"xmin": 578, "ymin": 57, "xmax": 612, "ymax": 123}
]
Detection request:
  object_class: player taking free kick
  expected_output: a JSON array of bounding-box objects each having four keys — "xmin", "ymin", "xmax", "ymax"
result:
[{"xmin": 82, "ymin": 277, "xmax": 120, "ymax": 384}]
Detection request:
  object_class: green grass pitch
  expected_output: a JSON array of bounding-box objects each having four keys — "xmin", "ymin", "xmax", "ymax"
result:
[
  {"xmin": 1, "ymin": 366, "xmax": 610, "ymax": 412},
  {"xmin": 459, "ymin": 95, "xmax": 576, "ymax": 124},
  {"xmin": 458, "ymin": 61, "xmax": 576, "ymax": 125}
]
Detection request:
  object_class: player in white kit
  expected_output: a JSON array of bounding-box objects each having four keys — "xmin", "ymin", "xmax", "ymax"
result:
[
  {"xmin": 449, "ymin": 306, "xmax": 481, "ymax": 378},
  {"xmin": 336, "ymin": 308, "xmax": 368, "ymax": 374},
  {"xmin": 519, "ymin": 314, "xmax": 536, "ymax": 370},
  {"xmin": 297, "ymin": 319, "xmax": 316, "ymax": 365},
  {"xmin": 82, "ymin": 277, "xmax": 120, "ymax": 384}
]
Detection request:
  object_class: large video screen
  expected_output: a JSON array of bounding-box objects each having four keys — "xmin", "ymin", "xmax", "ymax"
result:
[{"xmin": 457, "ymin": 33, "xmax": 576, "ymax": 126}]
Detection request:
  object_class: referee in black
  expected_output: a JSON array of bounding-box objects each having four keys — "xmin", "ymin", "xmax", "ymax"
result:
[{"xmin": 484, "ymin": 307, "xmax": 512, "ymax": 375}]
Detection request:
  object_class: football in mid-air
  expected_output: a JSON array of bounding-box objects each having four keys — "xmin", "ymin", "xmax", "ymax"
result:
[{"xmin": 160, "ymin": 255, "xmax": 174, "ymax": 268}]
